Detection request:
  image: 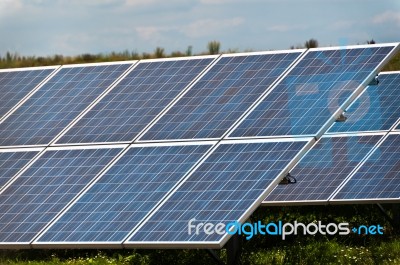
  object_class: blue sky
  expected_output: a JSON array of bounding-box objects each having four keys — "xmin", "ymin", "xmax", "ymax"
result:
[{"xmin": 1, "ymin": 0, "xmax": 399, "ymax": 56}]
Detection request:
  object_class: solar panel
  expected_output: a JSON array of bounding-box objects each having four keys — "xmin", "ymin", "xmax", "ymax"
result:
[
  {"xmin": 263, "ymin": 134, "xmax": 383, "ymax": 204},
  {"xmin": 125, "ymin": 138, "xmax": 313, "ymax": 247},
  {"xmin": 328, "ymin": 72, "xmax": 400, "ymax": 133},
  {"xmin": 0, "ymin": 62, "xmax": 133, "ymax": 148},
  {"xmin": 0, "ymin": 67, "xmax": 57, "ymax": 120},
  {"xmin": 331, "ymin": 132, "xmax": 400, "ymax": 201},
  {"xmin": 0, "ymin": 145, "xmax": 124, "ymax": 247},
  {"xmin": 139, "ymin": 50, "xmax": 305, "ymax": 141},
  {"xmin": 54, "ymin": 57, "xmax": 216, "ymax": 145},
  {"xmin": 34, "ymin": 142, "xmax": 214, "ymax": 247},
  {"xmin": 0, "ymin": 148, "xmax": 42, "ymax": 190},
  {"xmin": 229, "ymin": 44, "xmax": 399, "ymax": 138}
]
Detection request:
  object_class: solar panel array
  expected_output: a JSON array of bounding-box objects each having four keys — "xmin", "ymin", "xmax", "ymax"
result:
[
  {"xmin": 229, "ymin": 46, "xmax": 394, "ymax": 138},
  {"xmin": 328, "ymin": 71, "xmax": 400, "ymax": 133},
  {"xmin": 35, "ymin": 143, "xmax": 214, "ymax": 246},
  {"xmin": 332, "ymin": 132, "xmax": 400, "ymax": 201},
  {"xmin": 126, "ymin": 139, "xmax": 311, "ymax": 248},
  {"xmin": 263, "ymin": 71, "xmax": 400, "ymax": 206},
  {"xmin": 139, "ymin": 51, "xmax": 304, "ymax": 141},
  {"xmin": 0, "ymin": 63, "xmax": 133, "ymax": 147},
  {"xmin": 0, "ymin": 43, "xmax": 398, "ymax": 249},
  {"xmin": 264, "ymin": 134, "xmax": 383, "ymax": 204},
  {"xmin": 0, "ymin": 67, "xmax": 58, "ymax": 121},
  {"xmin": 55, "ymin": 57, "xmax": 216, "ymax": 145}
]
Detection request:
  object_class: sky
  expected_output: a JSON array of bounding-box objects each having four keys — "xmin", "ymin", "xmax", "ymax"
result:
[{"xmin": 0, "ymin": 0, "xmax": 399, "ymax": 56}]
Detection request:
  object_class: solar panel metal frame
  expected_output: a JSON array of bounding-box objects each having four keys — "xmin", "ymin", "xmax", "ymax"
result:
[
  {"xmin": 51, "ymin": 55, "xmax": 219, "ymax": 146},
  {"xmin": 226, "ymin": 43, "xmax": 400, "ymax": 140},
  {"xmin": 136, "ymin": 49, "xmax": 307, "ymax": 143},
  {"xmin": 394, "ymin": 118, "xmax": 400, "ymax": 131},
  {"xmin": 325, "ymin": 71, "xmax": 400, "ymax": 134},
  {"xmin": 0, "ymin": 61, "xmax": 137, "ymax": 149},
  {"xmin": 123, "ymin": 137, "xmax": 315, "ymax": 249},
  {"xmin": 32, "ymin": 141, "xmax": 217, "ymax": 249},
  {"xmin": 0, "ymin": 65, "xmax": 60, "ymax": 123},
  {"xmin": 0, "ymin": 144, "xmax": 128, "ymax": 249},
  {"xmin": 329, "ymin": 131, "xmax": 400, "ymax": 204},
  {"xmin": 260, "ymin": 132, "xmax": 387, "ymax": 206}
]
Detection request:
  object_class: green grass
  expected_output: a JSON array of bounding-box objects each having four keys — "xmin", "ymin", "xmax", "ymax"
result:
[
  {"xmin": 0, "ymin": 239, "xmax": 398, "ymax": 265},
  {"xmin": 247, "ymin": 240, "xmax": 400, "ymax": 265},
  {"xmin": 382, "ymin": 50, "xmax": 400, "ymax": 72}
]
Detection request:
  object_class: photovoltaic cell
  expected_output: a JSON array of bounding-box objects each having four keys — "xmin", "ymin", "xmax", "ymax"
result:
[
  {"xmin": 56, "ymin": 58, "xmax": 215, "ymax": 144},
  {"xmin": 0, "ymin": 68, "xmax": 56, "ymax": 119},
  {"xmin": 36, "ymin": 144, "xmax": 212, "ymax": 244},
  {"xmin": 0, "ymin": 150, "xmax": 40, "ymax": 189},
  {"xmin": 328, "ymin": 73, "xmax": 400, "ymax": 133},
  {"xmin": 140, "ymin": 51, "xmax": 303, "ymax": 141},
  {"xmin": 264, "ymin": 135, "xmax": 382, "ymax": 203},
  {"xmin": 333, "ymin": 133, "xmax": 400, "ymax": 200},
  {"xmin": 0, "ymin": 147, "xmax": 122, "ymax": 243},
  {"xmin": 230, "ymin": 45, "xmax": 397, "ymax": 138},
  {"xmin": 0, "ymin": 63, "xmax": 131, "ymax": 147},
  {"xmin": 127, "ymin": 139, "xmax": 309, "ymax": 245}
]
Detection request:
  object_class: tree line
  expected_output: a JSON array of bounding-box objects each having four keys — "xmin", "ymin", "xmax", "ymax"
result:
[{"xmin": 1, "ymin": 38, "xmax": 398, "ymax": 71}]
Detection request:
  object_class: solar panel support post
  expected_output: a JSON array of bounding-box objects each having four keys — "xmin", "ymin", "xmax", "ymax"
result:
[
  {"xmin": 376, "ymin": 203, "xmax": 399, "ymax": 233},
  {"xmin": 206, "ymin": 249, "xmax": 225, "ymax": 265},
  {"xmin": 392, "ymin": 204, "xmax": 400, "ymax": 233},
  {"xmin": 226, "ymin": 234, "xmax": 242, "ymax": 265}
]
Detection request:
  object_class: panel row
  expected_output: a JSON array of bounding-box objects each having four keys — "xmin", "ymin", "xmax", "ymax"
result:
[
  {"xmin": 262, "ymin": 70, "xmax": 400, "ymax": 205},
  {"xmin": 0, "ymin": 138, "xmax": 313, "ymax": 248},
  {"xmin": 0, "ymin": 134, "xmax": 396, "ymax": 247},
  {"xmin": 1, "ymin": 44, "xmax": 398, "ymax": 149},
  {"xmin": 263, "ymin": 132, "xmax": 400, "ymax": 205},
  {"xmin": 327, "ymin": 71, "xmax": 400, "ymax": 134}
]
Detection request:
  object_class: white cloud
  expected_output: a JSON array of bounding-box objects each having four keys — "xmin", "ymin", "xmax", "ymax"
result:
[
  {"xmin": 135, "ymin": 17, "xmax": 245, "ymax": 41},
  {"xmin": 330, "ymin": 20, "xmax": 355, "ymax": 30},
  {"xmin": 124, "ymin": 0, "xmax": 187, "ymax": 7},
  {"xmin": 0, "ymin": 0, "xmax": 23, "ymax": 17},
  {"xmin": 199, "ymin": 0, "xmax": 265, "ymax": 4},
  {"xmin": 135, "ymin": 26, "xmax": 170, "ymax": 41},
  {"xmin": 266, "ymin": 24, "xmax": 307, "ymax": 32},
  {"xmin": 181, "ymin": 17, "xmax": 245, "ymax": 38},
  {"xmin": 372, "ymin": 11, "xmax": 400, "ymax": 27},
  {"xmin": 51, "ymin": 33, "xmax": 97, "ymax": 55},
  {"xmin": 125, "ymin": 0, "xmax": 157, "ymax": 7}
]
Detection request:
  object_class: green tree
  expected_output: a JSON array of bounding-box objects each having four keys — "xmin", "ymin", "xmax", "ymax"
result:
[
  {"xmin": 207, "ymin": 41, "xmax": 220, "ymax": 55},
  {"xmin": 154, "ymin": 47, "xmax": 165, "ymax": 58},
  {"xmin": 305, "ymin": 38, "xmax": 319, "ymax": 48},
  {"xmin": 186, "ymin": 45, "xmax": 193, "ymax": 56}
]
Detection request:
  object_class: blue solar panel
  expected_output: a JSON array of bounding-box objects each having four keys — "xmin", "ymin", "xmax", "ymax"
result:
[
  {"xmin": 0, "ymin": 149, "xmax": 41, "ymax": 189},
  {"xmin": 55, "ymin": 58, "xmax": 215, "ymax": 144},
  {"xmin": 0, "ymin": 67, "xmax": 56, "ymax": 119},
  {"xmin": 328, "ymin": 72, "xmax": 400, "ymax": 133},
  {"xmin": 126, "ymin": 139, "xmax": 310, "ymax": 245},
  {"xmin": 35, "ymin": 143, "xmax": 213, "ymax": 245},
  {"xmin": 332, "ymin": 133, "xmax": 400, "ymax": 200},
  {"xmin": 230, "ymin": 45, "xmax": 397, "ymax": 138},
  {"xmin": 0, "ymin": 146, "xmax": 122, "ymax": 244},
  {"xmin": 139, "ymin": 51, "xmax": 304, "ymax": 141},
  {"xmin": 264, "ymin": 134, "xmax": 383, "ymax": 203},
  {"xmin": 0, "ymin": 63, "xmax": 132, "ymax": 147}
]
